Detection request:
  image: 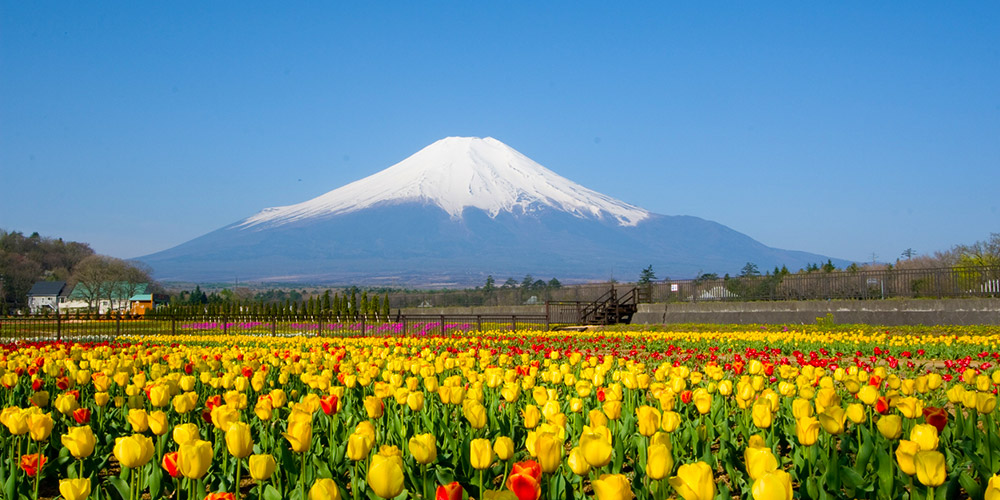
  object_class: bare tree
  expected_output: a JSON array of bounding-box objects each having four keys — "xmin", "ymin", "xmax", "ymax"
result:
[
  {"xmin": 70, "ymin": 255, "xmax": 116, "ymax": 312},
  {"xmin": 71, "ymin": 256, "xmax": 155, "ymax": 313}
]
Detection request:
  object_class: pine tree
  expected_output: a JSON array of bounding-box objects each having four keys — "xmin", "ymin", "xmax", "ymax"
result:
[{"xmin": 382, "ymin": 293, "xmax": 390, "ymax": 320}]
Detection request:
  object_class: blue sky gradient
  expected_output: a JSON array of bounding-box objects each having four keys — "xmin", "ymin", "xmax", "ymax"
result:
[{"xmin": 1, "ymin": 3, "xmax": 998, "ymax": 269}]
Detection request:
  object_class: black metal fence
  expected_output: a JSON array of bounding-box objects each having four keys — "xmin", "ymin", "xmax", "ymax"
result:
[{"xmin": 0, "ymin": 312, "xmax": 551, "ymax": 343}]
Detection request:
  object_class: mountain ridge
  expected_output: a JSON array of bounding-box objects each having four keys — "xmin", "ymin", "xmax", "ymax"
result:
[{"xmin": 140, "ymin": 137, "xmax": 850, "ymax": 284}]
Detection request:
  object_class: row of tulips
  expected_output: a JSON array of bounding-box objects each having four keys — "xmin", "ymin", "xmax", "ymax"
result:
[{"xmin": 1, "ymin": 328, "xmax": 1000, "ymax": 500}]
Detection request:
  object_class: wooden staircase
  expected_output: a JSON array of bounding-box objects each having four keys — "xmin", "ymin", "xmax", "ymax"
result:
[{"xmin": 579, "ymin": 286, "xmax": 639, "ymax": 325}]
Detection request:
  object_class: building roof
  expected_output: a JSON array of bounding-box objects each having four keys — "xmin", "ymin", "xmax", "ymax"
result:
[{"xmin": 28, "ymin": 281, "xmax": 67, "ymax": 297}]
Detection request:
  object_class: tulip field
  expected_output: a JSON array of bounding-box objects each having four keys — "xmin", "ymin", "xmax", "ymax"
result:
[{"xmin": 2, "ymin": 326, "xmax": 1000, "ymax": 500}]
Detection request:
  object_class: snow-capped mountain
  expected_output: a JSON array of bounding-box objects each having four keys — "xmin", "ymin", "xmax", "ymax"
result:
[
  {"xmin": 140, "ymin": 137, "xmax": 847, "ymax": 284},
  {"xmin": 239, "ymin": 137, "xmax": 649, "ymax": 229}
]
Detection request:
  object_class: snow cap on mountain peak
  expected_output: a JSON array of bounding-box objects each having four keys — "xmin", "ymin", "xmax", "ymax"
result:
[{"xmin": 238, "ymin": 136, "xmax": 650, "ymax": 229}]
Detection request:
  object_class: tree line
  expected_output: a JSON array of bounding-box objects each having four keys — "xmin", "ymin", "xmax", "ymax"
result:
[
  {"xmin": 148, "ymin": 288, "xmax": 391, "ymax": 321},
  {"xmin": 0, "ymin": 229, "xmax": 157, "ymax": 314}
]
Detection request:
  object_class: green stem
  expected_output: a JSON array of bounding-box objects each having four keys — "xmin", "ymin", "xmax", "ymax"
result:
[
  {"xmin": 353, "ymin": 461, "xmax": 359, "ymax": 500},
  {"xmin": 480, "ymin": 469, "xmax": 485, "ymax": 498},
  {"xmin": 927, "ymin": 485, "xmax": 935, "ymax": 500},
  {"xmin": 235, "ymin": 458, "xmax": 242, "ymax": 499}
]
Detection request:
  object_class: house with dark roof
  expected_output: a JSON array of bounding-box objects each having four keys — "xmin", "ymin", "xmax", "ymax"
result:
[{"xmin": 27, "ymin": 281, "xmax": 70, "ymax": 314}]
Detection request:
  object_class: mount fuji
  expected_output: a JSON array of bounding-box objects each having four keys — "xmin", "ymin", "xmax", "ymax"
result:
[{"xmin": 140, "ymin": 137, "xmax": 847, "ymax": 284}]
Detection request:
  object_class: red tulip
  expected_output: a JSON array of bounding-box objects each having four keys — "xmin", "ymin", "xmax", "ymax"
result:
[
  {"xmin": 923, "ymin": 407, "xmax": 948, "ymax": 433},
  {"xmin": 507, "ymin": 460, "xmax": 542, "ymax": 500},
  {"xmin": 73, "ymin": 408, "xmax": 92, "ymax": 425},
  {"xmin": 320, "ymin": 395, "xmax": 339, "ymax": 416},
  {"xmin": 204, "ymin": 493, "xmax": 235, "ymax": 500},
  {"xmin": 436, "ymin": 482, "xmax": 463, "ymax": 500},
  {"xmin": 875, "ymin": 397, "xmax": 891, "ymax": 415},
  {"xmin": 20, "ymin": 453, "xmax": 46, "ymax": 477},
  {"xmin": 162, "ymin": 451, "xmax": 181, "ymax": 478}
]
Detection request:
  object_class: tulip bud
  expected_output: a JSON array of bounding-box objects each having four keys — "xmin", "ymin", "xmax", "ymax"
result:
[
  {"xmin": 647, "ymin": 443, "xmax": 673, "ymax": 480},
  {"xmin": 61, "ymin": 425, "xmax": 96, "ymax": 459},
  {"xmin": 367, "ymin": 447, "xmax": 405, "ymax": 499},
  {"xmin": 59, "ymin": 478, "xmax": 92, "ymax": 500},
  {"xmin": 226, "ymin": 421, "xmax": 254, "ymax": 458},
  {"xmin": 592, "ymin": 474, "xmax": 635, "ymax": 500},
  {"xmin": 309, "ymin": 478, "xmax": 342, "ymax": 500},
  {"xmin": 249, "ymin": 454, "xmax": 277, "ymax": 481},
  {"xmin": 408, "ymin": 433, "xmax": 437, "ymax": 465},
  {"xmin": 668, "ymin": 462, "xmax": 715, "ymax": 500},
  {"xmin": 914, "ymin": 450, "xmax": 946, "ymax": 487},
  {"xmin": 470, "ymin": 438, "xmax": 494, "ymax": 470},
  {"xmin": 877, "ymin": 415, "xmax": 903, "ymax": 440},
  {"xmin": 494, "ymin": 436, "xmax": 515, "ymax": 461}
]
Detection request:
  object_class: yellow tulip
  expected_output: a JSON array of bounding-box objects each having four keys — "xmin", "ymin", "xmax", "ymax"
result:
[
  {"xmin": 914, "ymin": 450, "xmax": 946, "ymax": 487},
  {"xmin": 178, "ymin": 439, "xmax": 212, "ymax": 479},
  {"xmin": 647, "ymin": 442, "xmax": 673, "ymax": 480},
  {"xmin": 857, "ymin": 386, "xmax": 878, "ymax": 406},
  {"xmin": 660, "ymin": 411, "xmax": 681, "ymax": 432},
  {"xmin": 148, "ymin": 411, "xmax": 170, "ymax": 436},
  {"xmin": 406, "ymin": 392, "xmax": 424, "ymax": 411},
  {"xmin": 59, "ymin": 478, "xmax": 91, "ymax": 500},
  {"xmin": 581, "ymin": 426, "xmax": 614, "ymax": 467},
  {"xmin": 877, "ymin": 415, "xmax": 903, "ymax": 440},
  {"xmin": 845, "ymin": 403, "xmax": 865, "ymax": 424},
  {"xmin": 984, "ymin": 475, "xmax": 1000, "ymax": 500},
  {"xmin": 309, "ymin": 478, "xmax": 342, "ymax": 500},
  {"xmin": 284, "ymin": 419, "xmax": 312, "ymax": 453},
  {"xmin": 568, "ymin": 446, "xmax": 591, "ymax": 475},
  {"xmin": 536, "ymin": 432, "xmax": 563, "ymax": 473},
  {"xmin": 745, "ymin": 447, "xmax": 778, "ymax": 481},
  {"xmin": 636, "ymin": 406, "xmax": 661, "ymax": 437},
  {"xmin": 910, "ymin": 424, "xmax": 939, "ymax": 451},
  {"xmin": 895, "ymin": 440, "xmax": 920, "ymax": 476},
  {"xmin": 364, "ymin": 396, "xmax": 384, "ymax": 419},
  {"xmin": 227, "ymin": 421, "xmax": 254, "ymax": 458},
  {"xmin": 94, "ymin": 391, "xmax": 110, "ymax": 407},
  {"xmin": 818, "ymin": 406, "xmax": 846, "ymax": 435},
  {"xmin": 669, "ymin": 462, "xmax": 715, "ymax": 500},
  {"xmin": 523, "ymin": 405, "xmax": 541, "ymax": 428},
  {"xmin": 55, "ymin": 393, "xmax": 80, "ymax": 416},
  {"xmin": 752, "ymin": 403, "xmax": 772, "ymax": 429},
  {"xmin": 896, "ymin": 397, "xmax": 923, "ymax": 419},
  {"xmin": 796, "ymin": 416, "xmax": 820, "ymax": 446},
  {"xmin": 752, "ymin": 470, "xmax": 793, "ymax": 500},
  {"xmin": 255, "ymin": 399, "xmax": 273, "ymax": 421},
  {"xmin": 693, "ymin": 390, "xmax": 712, "ymax": 415},
  {"xmin": 249, "ymin": 454, "xmax": 276, "ymax": 481},
  {"xmin": 603, "ymin": 400, "xmax": 623, "ymax": 420},
  {"xmin": 61, "ymin": 425, "xmax": 96, "ymax": 459},
  {"xmin": 27, "ymin": 412, "xmax": 54, "ymax": 442},
  {"xmin": 148, "ymin": 384, "xmax": 171, "ymax": 408},
  {"xmin": 470, "ymin": 438, "xmax": 493, "ymax": 470},
  {"xmin": 589, "ymin": 408, "xmax": 609, "ymax": 428},
  {"xmin": 347, "ymin": 432, "xmax": 373, "ymax": 461},
  {"xmin": 173, "ymin": 423, "xmax": 200, "ymax": 446},
  {"xmin": 463, "ymin": 402, "xmax": 487, "ymax": 429},
  {"xmin": 494, "ymin": 436, "xmax": 515, "ymax": 461},
  {"xmin": 29, "ymin": 391, "xmax": 49, "ymax": 408},
  {"xmin": 592, "ymin": 473, "xmax": 635, "ymax": 500},
  {"xmin": 114, "ymin": 434, "xmax": 155, "ymax": 469},
  {"xmin": 2, "ymin": 408, "xmax": 28, "ymax": 435},
  {"xmin": 367, "ymin": 447, "xmax": 405, "ymax": 499},
  {"xmin": 979, "ymin": 393, "xmax": 998, "ymax": 414},
  {"xmin": 409, "ymin": 433, "xmax": 437, "ymax": 465},
  {"xmin": 211, "ymin": 404, "xmax": 240, "ymax": 432}
]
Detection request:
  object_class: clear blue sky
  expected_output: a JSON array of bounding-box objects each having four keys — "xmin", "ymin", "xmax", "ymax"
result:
[{"xmin": 2, "ymin": 2, "xmax": 998, "ymax": 266}]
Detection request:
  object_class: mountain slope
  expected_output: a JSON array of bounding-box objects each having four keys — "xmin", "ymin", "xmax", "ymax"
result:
[{"xmin": 140, "ymin": 137, "xmax": 848, "ymax": 284}]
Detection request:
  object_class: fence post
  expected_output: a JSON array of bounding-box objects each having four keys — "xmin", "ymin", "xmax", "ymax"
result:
[
  {"xmin": 271, "ymin": 317, "xmax": 276, "ymax": 336},
  {"xmin": 402, "ymin": 315, "xmax": 407, "ymax": 337},
  {"xmin": 56, "ymin": 313, "xmax": 62, "ymax": 342},
  {"xmin": 476, "ymin": 315, "xmax": 482, "ymax": 332},
  {"xmin": 171, "ymin": 316, "xmax": 176, "ymax": 336},
  {"xmin": 361, "ymin": 316, "xmax": 366, "ymax": 337},
  {"xmin": 512, "ymin": 315, "xmax": 516, "ymax": 331},
  {"xmin": 318, "ymin": 315, "xmax": 324, "ymax": 337},
  {"xmin": 115, "ymin": 314, "xmax": 121, "ymax": 339},
  {"xmin": 440, "ymin": 315, "xmax": 445, "ymax": 336}
]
